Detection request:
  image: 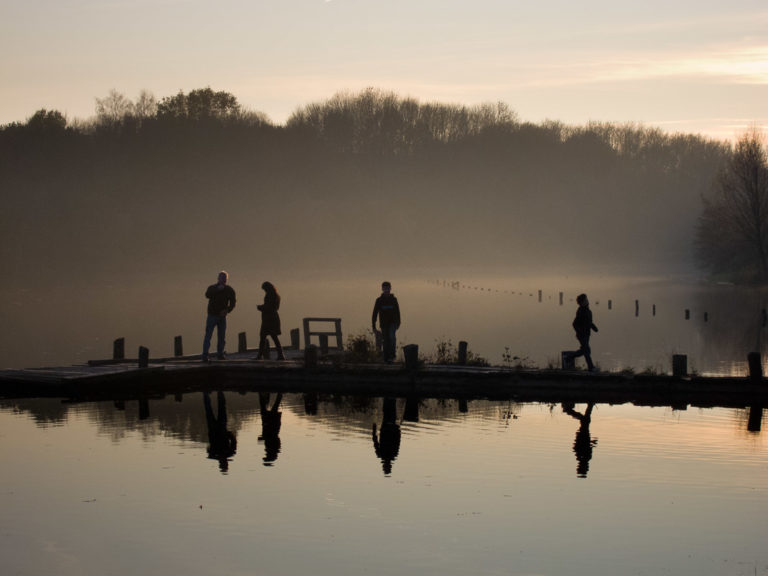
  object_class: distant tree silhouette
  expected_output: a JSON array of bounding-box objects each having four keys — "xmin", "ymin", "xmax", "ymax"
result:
[
  {"xmin": 157, "ymin": 87, "xmax": 241, "ymax": 122},
  {"xmin": 0, "ymin": 86, "xmax": 733, "ymax": 284},
  {"xmin": 26, "ymin": 109, "xmax": 67, "ymax": 132},
  {"xmin": 286, "ymin": 87, "xmax": 519, "ymax": 156},
  {"xmin": 696, "ymin": 127, "xmax": 768, "ymax": 283}
]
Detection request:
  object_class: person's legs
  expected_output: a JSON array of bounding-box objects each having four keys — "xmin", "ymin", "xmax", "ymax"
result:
[
  {"xmin": 271, "ymin": 335, "xmax": 285, "ymax": 360},
  {"xmin": 385, "ymin": 324, "xmax": 397, "ymax": 361},
  {"xmin": 258, "ymin": 327, "xmax": 269, "ymax": 359},
  {"xmin": 577, "ymin": 335, "xmax": 594, "ymax": 371},
  {"xmin": 381, "ymin": 324, "xmax": 391, "ymax": 361},
  {"xmin": 216, "ymin": 316, "xmax": 227, "ymax": 358},
  {"xmin": 203, "ymin": 315, "xmax": 217, "ymax": 360}
]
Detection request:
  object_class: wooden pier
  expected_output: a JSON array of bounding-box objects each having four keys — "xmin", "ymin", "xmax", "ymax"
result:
[{"xmin": 1, "ymin": 348, "xmax": 767, "ymax": 410}]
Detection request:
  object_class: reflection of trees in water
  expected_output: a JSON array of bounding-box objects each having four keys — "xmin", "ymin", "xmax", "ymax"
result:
[
  {"xmin": 0, "ymin": 394, "xmax": 514, "ymax": 439},
  {"xmin": 696, "ymin": 285, "xmax": 768, "ymax": 373}
]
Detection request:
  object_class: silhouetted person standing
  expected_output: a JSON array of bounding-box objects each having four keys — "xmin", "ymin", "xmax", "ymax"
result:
[
  {"xmin": 565, "ymin": 293, "xmax": 598, "ymax": 371},
  {"xmin": 372, "ymin": 281, "xmax": 401, "ymax": 363},
  {"xmin": 562, "ymin": 402, "xmax": 597, "ymax": 478},
  {"xmin": 257, "ymin": 281, "xmax": 285, "ymax": 360},
  {"xmin": 372, "ymin": 397, "xmax": 401, "ymax": 475},
  {"xmin": 202, "ymin": 271, "xmax": 236, "ymax": 362},
  {"xmin": 203, "ymin": 391, "xmax": 237, "ymax": 473}
]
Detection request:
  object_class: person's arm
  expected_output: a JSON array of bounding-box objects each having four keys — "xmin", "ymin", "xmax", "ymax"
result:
[
  {"xmin": 371, "ymin": 299, "xmax": 379, "ymax": 330},
  {"xmin": 394, "ymin": 299, "xmax": 401, "ymax": 329},
  {"xmin": 228, "ymin": 288, "xmax": 236, "ymax": 313}
]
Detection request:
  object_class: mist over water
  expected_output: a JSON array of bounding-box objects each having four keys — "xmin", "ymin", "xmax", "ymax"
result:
[
  {"xmin": 0, "ymin": 92, "xmax": 752, "ymax": 373},
  {"xmin": 2, "ymin": 273, "xmax": 765, "ymax": 375}
]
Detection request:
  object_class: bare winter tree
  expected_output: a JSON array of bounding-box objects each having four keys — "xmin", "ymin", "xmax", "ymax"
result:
[
  {"xmin": 696, "ymin": 127, "xmax": 768, "ymax": 282},
  {"xmin": 133, "ymin": 90, "xmax": 158, "ymax": 120},
  {"xmin": 95, "ymin": 89, "xmax": 134, "ymax": 125}
]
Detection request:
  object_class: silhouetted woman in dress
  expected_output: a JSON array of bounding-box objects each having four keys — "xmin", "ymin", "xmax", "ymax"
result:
[{"xmin": 257, "ymin": 281, "xmax": 285, "ymax": 360}]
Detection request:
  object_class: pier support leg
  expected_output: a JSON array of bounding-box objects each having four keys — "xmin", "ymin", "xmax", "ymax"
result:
[
  {"xmin": 138, "ymin": 346, "xmax": 149, "ymax": 368},
  {"xmin": 114, "ymin": 338, "xmax": 125, "ymax": 360},
  {"xmin": 404, "ymin": 344, "xmax": 419, "ymax": 370},
  {"xmin": 458, "ymin": 341, "xmax": 468, "ymax": 365},
  {"xmin": 238, "ymin": 332, "xmax": 247, "ymax": 354},
  {"xmin": 304, "ymin": 345, "xmax": 318, "ymax": 368},
  {"xmin": 747, "ymin": 352, "xmax": 762, "ymax": 383},
  {"xmin": 672, "ymin": 354, "xmax": 687, "ymax": 377}
]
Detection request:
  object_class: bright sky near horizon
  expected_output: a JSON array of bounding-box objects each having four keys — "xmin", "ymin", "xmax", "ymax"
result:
[{"xmin": 1, "ymin": 0, "xmax": 766, "ymax": 142}]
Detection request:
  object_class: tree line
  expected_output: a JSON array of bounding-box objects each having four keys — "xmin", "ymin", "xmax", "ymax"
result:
[{"xmin": 0, "ymin": 86, "xmax": 763, "ymax": 285}]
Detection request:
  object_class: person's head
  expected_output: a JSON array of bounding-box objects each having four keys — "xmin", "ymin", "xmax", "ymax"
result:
[
  {"xmin": 261, "ymin": 281, "xmax": 275, "ymax": 294},
  {"xmin": 381, "ymin": 281, "xmax": 391, "ymax": 294},
  {"xmin": 218, "ymin": 271, "xmax": 229, "ymax": 285},
  {"xmin": 576, "ymin": 293, "xmax": 588, "ymax": 306}
]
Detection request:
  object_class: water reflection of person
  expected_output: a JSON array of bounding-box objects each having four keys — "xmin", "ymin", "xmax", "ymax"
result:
[
  {"xmin": 562, "ymin": 402, "xmax": 597, "ymax": 478},
  {"xmin": 203, "ymin": 391, "xmax": 237, "ymax": 473},
  {"xmin": 372, "ymin": 397, "xmax": 401, "ymax": 475},
  {"xmin": 259, "ymin": 392, "xmax": 283, "ymax": 465}
]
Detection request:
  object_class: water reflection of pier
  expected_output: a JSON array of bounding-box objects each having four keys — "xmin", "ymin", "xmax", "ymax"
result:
[{"xmin": 6, "ymin": 390, "xmax": 760, "ymax": 483}]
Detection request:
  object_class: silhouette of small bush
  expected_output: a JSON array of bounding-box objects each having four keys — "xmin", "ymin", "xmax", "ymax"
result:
[
  {"xmin": 431, "ymin": 338, "xmax": 489, "ymax": 367},
  {"xmin": 344, "ymin": 331, "xmax": 379, "ymax": 363}
]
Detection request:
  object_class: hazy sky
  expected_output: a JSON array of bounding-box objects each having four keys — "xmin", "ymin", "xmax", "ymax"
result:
[{"xmin": 1, "ymin": 0, "xmax": 766, "ymax": 141}]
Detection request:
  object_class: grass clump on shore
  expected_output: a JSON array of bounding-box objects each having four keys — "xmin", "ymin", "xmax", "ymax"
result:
[
  {"xmin": 431, "ymin": 338, "xmax": 489, "ymax": 367},
  {"xmin": 344, "ymin": 331, "xmax": 380, "ymax": 363}
]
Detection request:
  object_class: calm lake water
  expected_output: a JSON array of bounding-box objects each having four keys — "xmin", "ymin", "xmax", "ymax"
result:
[
  {"xmin": 1, "ymin": 393, "xmax": 766, "ymax": 576},
  {"xmin": 1, "ymin": 273, "xmax": 767, "ymax": 375}
]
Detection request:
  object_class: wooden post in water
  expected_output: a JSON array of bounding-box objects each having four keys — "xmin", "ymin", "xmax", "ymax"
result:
[
  {"xmin": 685, "ymin": 309, "xmax": 690, "ymax": 320},
  {"xmin": 174, "ymin": 335, "xmax": 183, "ymax": 357},
  {"xmin": 304, "ymin": 345, "xmax": 318, "ymax": 368},
  {"xmin": 404, "ymin": 344, "xmax": 419, "ymax": 370},
  {"xmin": 704, "ymin": 312, "xmax": 708, "ymax": 322},
  {"xmin": 238, "ymin": 332, "xmax": 247, "ymax": 353},
  {"xmin": 635, "ymin": 300, "xmax": 639, "ymax": 317},
  {"xmin": 747, "ymin": 352, "xmax": 762, "ymax": 382},
  {"xmin": 319, "ymin": 334, "xmax": 329, "ymax": 356},
  {"xmin": 458, "ymin": 341, "xmax": 468, "ymax": 365},
  {"xmin": 113, "ymin": 337, "xmax": 125, "ymax": 360},
  {"xmin": 652, "ymin": 304, "xmax": 656, "ymax": 317},
  {"xmin": 608, "ymin": 300, "xmax": 612, "ymax": 310},
  {"xmin": 290, "ymin": 328, "xmax": 300, "ymax": 350},
  {"xmin": 559, "ymin": 292, "xmax": 563, "ymax": 306},
  {"xmin": 747, "ymin": 406, "xmax": 763, "ymax": 432},
  {"xmin": 538, "ymin": 290, "xmax": 542, "ymax": 303},
  {"xmin": 138, "ymin": 346, "xmax": 149, "ymax": 368},
  {"xmin": 672, "ymin": 354, "xmax": 687, "ymax": 377}
]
